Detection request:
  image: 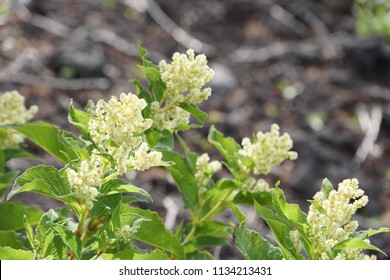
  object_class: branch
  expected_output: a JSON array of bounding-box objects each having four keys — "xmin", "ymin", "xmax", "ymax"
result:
[
  {"xmin": 13, "ymin": 0, "xmax": 71, "ymax": 37},
  {"xmin": 351, "ymin": 105, "xmax": 382, "ymax": 170}
]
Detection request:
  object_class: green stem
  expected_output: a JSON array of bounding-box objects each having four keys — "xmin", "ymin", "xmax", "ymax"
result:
[
  {"xmin": 200, "ymin": 189, "xmax": 235, "ymax": 223},
  {"xmin": 91, "ymin": 249, "xmax": 105, "ymax": 260},
  {"xmin": 182, "ymin": 226, "xmax": 196, "ymax": 245},
  {"xmin": 182, "ymin": 189, "xmax": 236, "ymax": 245},
  {"xmin": 103, "ymin": 171, "xmax": 120, "ymax": 182},
  {"xmin": 75, "ymin": 209, "xmax": 89, "ymax": 238}
]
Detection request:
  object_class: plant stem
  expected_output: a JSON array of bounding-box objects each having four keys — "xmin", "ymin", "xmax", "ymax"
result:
[
  {"xmin": 182, "ymin": 189, "xmax": 236, "ymax": 245},
  {"xmin": 91, "ymin": 249, "xmax": 105, "ymax": 260},
  {"xmin": 75, "ymin": 209, "xmax": 89, "ymax": 238},
  {"xmin": 200, "ymin": 189, "xmax": 236, "ymax": 223},
  {"xmin": 182, "ymin": 225, "xmax": 196, "ymax": 245},
  {"xmin": 103, "ymin": 171, "xmax": 120, "ymax": 182}
]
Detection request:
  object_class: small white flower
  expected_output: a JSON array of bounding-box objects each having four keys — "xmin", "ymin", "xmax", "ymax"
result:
[
  {"xmin": 66, "ymin": 151, "xmax": 104, "ymax": 208},
  {"xmin": 88, "ymin": 92, "xmax": 162, "ymax": 175},
  {"xmin": 0, "ymin": 91, "xmax": 38, "ymax": 149},
  {"xmin": 238, "ymin": 124, "xmax": 297, "ymax": 175},
  {"xmin": 289, "ymin": 229, "xmax": 302, "ymax": 253},
  {"xmin": 307, "ymin": 178, "xmax": 372, "ymax": 259},
  {"xmin": 151, "ymin": 49, "xmax": 214, "ymax": 132},
  {"xmin": 195, "ymin": 153, "xmax": 221, "ymax": 187},
  {"xmin": 115, "ymin": 225, "xmax": 136, "ymax": 244}
]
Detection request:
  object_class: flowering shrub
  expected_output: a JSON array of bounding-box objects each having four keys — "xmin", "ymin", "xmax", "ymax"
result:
[{"xmin": 0, "ymin": 44, "xmax": 388, "ymax": 260}]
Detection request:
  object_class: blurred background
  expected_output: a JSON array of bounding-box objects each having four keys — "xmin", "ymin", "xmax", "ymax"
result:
[{"xmin": 1, "ymin": 0, "xmax": 390, "ymax": 258}]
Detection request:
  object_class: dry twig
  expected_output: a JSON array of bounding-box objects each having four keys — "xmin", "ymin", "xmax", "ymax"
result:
[
  {"xmin": 351, "ymin": 105, "xmax": 382, "ymax": 170},
  {"xmin": 13, "ymin": 0, "xmax": 71, "ymax": 37},
  {"xmin": 230, "ymin": 33, "xmax": 350, "ymax": 63}
]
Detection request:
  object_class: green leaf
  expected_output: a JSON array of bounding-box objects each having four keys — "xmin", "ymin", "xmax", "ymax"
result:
[
  {"xmin": 138, "ymin": 41, "xmax": 157, "ymax": 68},
  {"xmin": 321, "ymin": 178, "xmax": 333, "ymax": 200},
  {"xmin": 0, "ymin": 247, "xmax": 34, "ymax": 260},
  {"xmin": 0, "ymin": 202, "xmax": 43, "ymax": 231},
  {"xmin": 7, "ymin": 165, "xmax": 74, "ymax": 204},
  {"xmin": 236, "ymin": 224, "xmax": 283, "ymax": 260},
  {"xmin": 16, "ymin": 121, "xmax": 80, "ymax": 163},
  {"xmin": 35, "ymin": 210, "xmax": 69, "ymax": 259},
  {"xmin": 200, "ymin": 179, "xmax": 239, "ymax": 218},
  {"xmin": 48, "ymin": 222, "xmax": 82, "ymax": 259},
  {"xmin": 0, "ymin": 149, "xmax": 4, "ymax": 173},
  {"xmin": 68, "ymin": 101, "xmax": 93, "ymax": 136},
  {"xmin": 254, "ymin": 201, "xmax": 299, "ymax": 259},
  {"xmin": 195, "ymin": 221, "xmax": 234, "ymax": 239},
  {"xmin": 24, "ymin": 216, "xmax": 35, "ymax": 250},
  {"xmin": 40, "ymin": 233, "xmax": 68, "ymax": 260},
  {"xmin": 186, "ymin": 250, "xmax": 214, "ymax": 260},
  {"xmin": 133, "ymin": 79, "xmax": 152, "ymax": 118},
  {"xmin": 208, "ymin": 125, "xmax": 240, "ymax": 158},
  {"xmin": 145, "ymin": 129, "xmax": 174, "ymax": 150},
  {"xmin": 100, "ymin": 179, "xmax": 152, "ymax": 201},
  {"xmin": 163, "ymin": 150, "xmax": 197, "ymax": 210},
  {"xmin": 138, "ymin": 66, "xmax": 166, "ymax": 103},
  {"xmin": 308, "ymin": 199, "xmax": 327, "ymax": 215},
  {"xmin": 0, "ymin": 170, "xmax": 19, "ymax": 198},
  {"xmin": 366, "ymin": 227, "xmax": 390, "ymax": 237},
  {"xmin": 137, "ymin": 42, "xmax": 166, "ymax": 103},
  {"xmin": 178, "ymin": 102, "xmax": 208, "ymax": 126},
  {"xmin": 177, "ymin": 135, "xmax": 198, "ymax": 170},
  {"xmin": 331, "ymin": 238, "xmax": 387, "ymax": 257},
  {"xmin": 3, "ymin": 148, "xmax": 35, "ymax": 161},
  {"xmin": 271, "ymin": 187, "xmax": 307, "ymax": 225},
  {"xmin": 269, "ymin": 187, "xmax": 312, "ymax": 257},
  {"xmin": 119, "ymin": 204, "xmax": 185, "ymax": 259},
  {"xmin": 208, "ymin": 125, "xmax": 241, "ymax": 176},
  {"xmin": 227, "ymin": 201, "xmax": 283, "ymax": 260},
  {"xmin": 186, "ymin": 236, "xmax": 228, "ymax": 251},
  {"xmin": 233, "ymin": 190, "xmax": 273, "ymax": 208},
  {"xmin": 0, "ymin": 231, "xmax": 23, "ymax": 249},
  {"xmin": 89, "ymin": 193, "xmax": 122, "ymax": 218}
]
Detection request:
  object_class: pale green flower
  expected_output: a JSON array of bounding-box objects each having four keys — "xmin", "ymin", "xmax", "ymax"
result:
[
  {"xmin": 88, "ymin": 92, "xmax": 163, "ymax": 175},
  {"xmin": 115, "ymin": 225, "xmax": 137, "ymax": 244},
  {"xmin": 0, "ymin": 90, "xmax": 38, "ymax": 149},
  {"xmin": 241, "ymin": 177, "xmax": 271, "ymax": 193},
  {"xmin": 150, "ymin": 101, "xmax": 190, "ymax": 132},
  {"xmin": 66, "ymin": 151, "xmax": 104, "ymax": 208},
  {"xmin": 151, "ymin": 49, "xmax": 214, "ymax": 132},
  {"xmin": 159, "ymin": 49, "xmax": 214, "ymax": 98},
  {"xmin": 289, "ymin": 229, "xmax": 302, "ymax": 253},
  {"xmin": 238, "ymin": 124, "xmax": 297, "ymax": 175},
  {"xmin": 195, "ymin": 153, "xmax": 221, "ymax": 188},
  {"xmin": 307, "ymin": 178, "xmax": 374, "ymax": 260},
  {"xmin": 89, "ymin": 93, "xmax": 152, "ymax": 147},
  {"xmin": 128, "ymin": 142, "xmax": 163, "ymax": 171}
]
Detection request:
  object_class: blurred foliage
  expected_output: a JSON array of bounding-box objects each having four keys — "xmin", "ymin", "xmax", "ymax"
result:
[
  {"xmin": 354, "ymin": 0, "xmax": 390, "ymax": 39},
  {"xmin": 0, "ymin": 0, "xmax": 13, "ymax": 25}
]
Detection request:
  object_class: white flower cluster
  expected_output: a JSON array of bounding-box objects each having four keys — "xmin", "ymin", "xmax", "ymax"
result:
[
  {"xmin": 307, "ymin": 178, "xmax": 373, "ymax": 260},
  {"xmin": 88, "ymin": 93, "xmax": 162, "ymax": 174},
  {"xmin": 195, "ymin": 153, "xmax": 221, "ymax": 188},
  {"xmin": 151, "ymin": 49, "xmax": 215, "ymax": 132},
  {"xmin": 66, "ymin": 152, "xmax": 104, "ymax": 208},
  {"xmin": 115, "ymin": 224, "xmax": 136, "ymax": 244},
  {"xmin": 67, "ymin": 93, "xmax": 163, "ymax": 208},
  {"xmin": 0, "ymin": 90, "xmax": 38, "ymax": 149},
  {"xmin": 241, "ymin": 177, "xmax": 271, "ymax": 193},
  {"xmin": 289, "ymin": 229, "xmax": 302, "ymax": 253},
  {"xmin": 238, "ymin": 124, "xmax": 297, "ymax": 175}
]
